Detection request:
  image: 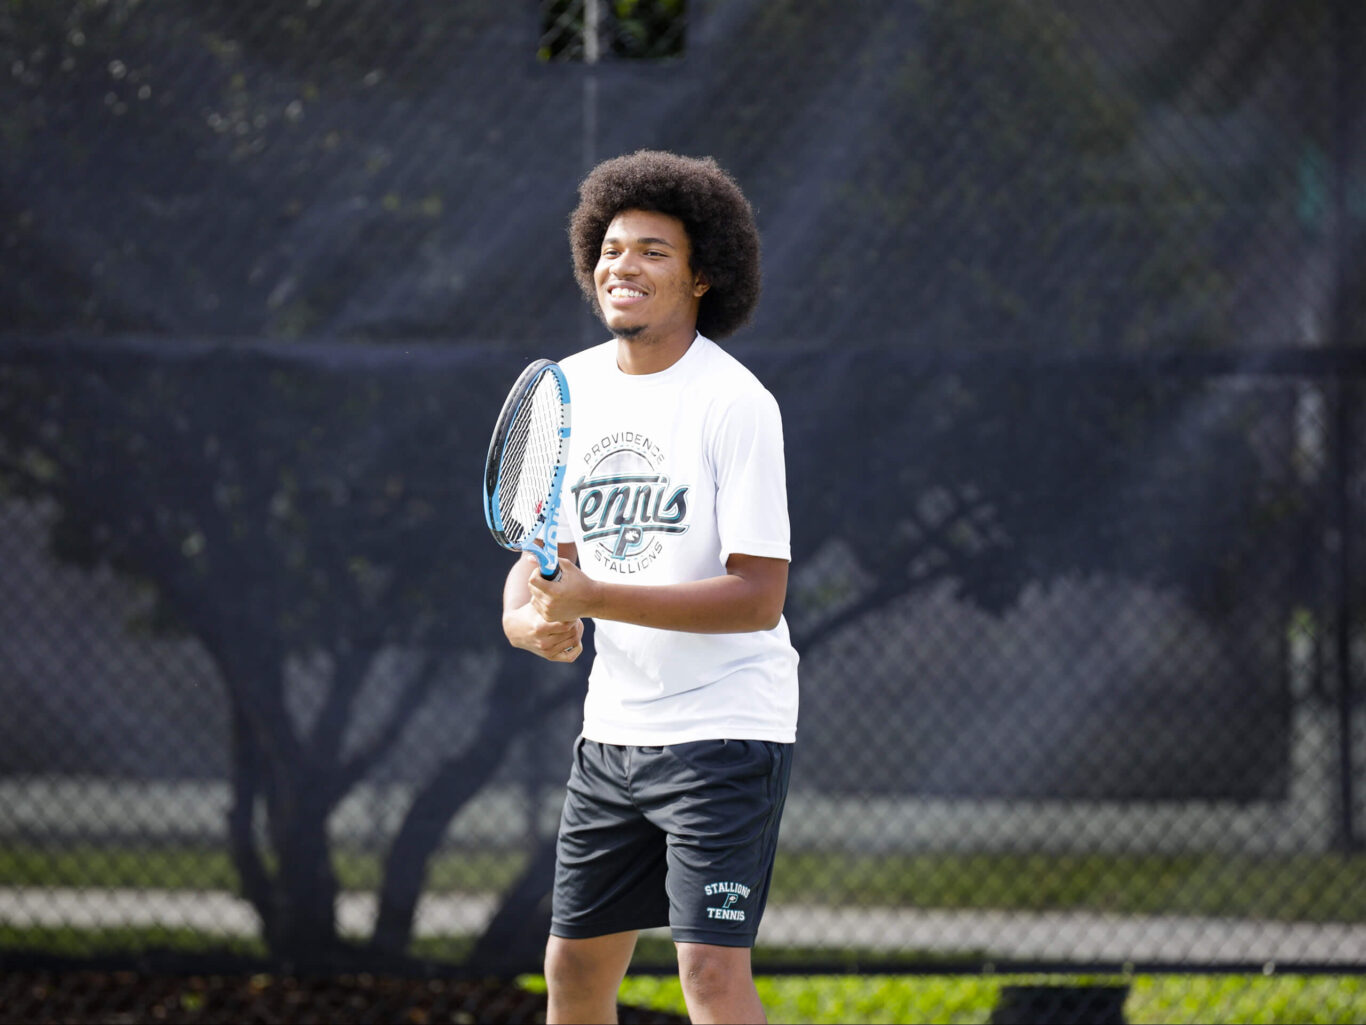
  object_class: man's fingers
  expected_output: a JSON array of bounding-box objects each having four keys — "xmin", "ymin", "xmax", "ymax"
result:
[
  {"xmin": 525, "ymin": 614, "xmax": 582, "ymax": 661},
  {"xmin": 537, "ymin": 638, "xmax": 578, "ymax": 662}
]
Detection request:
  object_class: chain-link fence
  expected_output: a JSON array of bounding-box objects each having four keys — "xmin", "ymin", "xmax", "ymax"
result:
[
  {"xmin": 0, "ymin": 341, "xmax": 1361, "ymax": 1021},
  {"xmin": 3, "ymin": 1, "xmax": 1365, "ymax": 1022}
]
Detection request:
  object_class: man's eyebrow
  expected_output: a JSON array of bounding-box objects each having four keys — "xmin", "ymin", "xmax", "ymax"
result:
[{"xmin": 601, "ymin": 235, "xmax": 677, "ymax": 249}]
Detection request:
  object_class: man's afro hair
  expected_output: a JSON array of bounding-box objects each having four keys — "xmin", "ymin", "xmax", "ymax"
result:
[{"xmin": 568, "ymin": 150, "xmax": 761, "ymax": 339}]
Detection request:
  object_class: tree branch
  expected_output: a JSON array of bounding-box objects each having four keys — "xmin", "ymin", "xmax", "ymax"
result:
[{"xmin": 336, "ymin": 650, "xmax": 442, "ymax": 794}]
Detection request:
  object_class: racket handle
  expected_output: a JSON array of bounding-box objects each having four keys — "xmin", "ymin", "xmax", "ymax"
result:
[{"xmin": 527, "ymin": 540, "xmax": 562, "ymax": 580}]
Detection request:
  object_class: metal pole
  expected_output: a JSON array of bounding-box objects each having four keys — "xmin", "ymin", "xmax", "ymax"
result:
[
  {"xmin": 584, "ymin": 0, "xmax": 601, "ymax": 66},
  {"xmin": 1333, "ymin": 379, "xmax": 1358, "ymax": 852},
  {"xmin": 1331, "ymin": 0, "xmax": 1360, "ymax": 851},
  {"xmin": 583, "ymin": 0, "xmax": 599, "ymax": 171},
  {"xmin": 582, "ymin": 0, "xmax": 600, "ymax": 345}
]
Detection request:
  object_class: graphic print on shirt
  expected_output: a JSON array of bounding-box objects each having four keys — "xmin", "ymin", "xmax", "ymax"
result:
[{"xmin": 570, "ymin": 429, "xmax": 691, "ymax": 575}]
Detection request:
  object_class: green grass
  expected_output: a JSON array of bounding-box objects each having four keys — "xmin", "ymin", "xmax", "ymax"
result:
[
  {"xmin": 565, "ymin": 973, "xmax": 1366, "ymax": 1024},
  {"xmin": 7, "ymin": 920, "xmax": 1364, "ymax": 1022},
  {"xmin": 0, "ymin": 923, "xmax": 488, "ymax": 966},
  {"xmin": 0, "ymin": 847, "xmax": 244, "ymax": 891},
  {"xmin": 0, "ymin": 923, "xmax": 267, "ymax": 960},
  {"xmin": 0, "ymin": 845, "xmax": 527, "ymax": 895},
  {"xmin": 2, "ymin": 845, "xmax": 1361, "ymax": 921},
  {"xmin": 6, "ymin": 844, "xmax": 1361, "ymax": 1022},
  {"xmin": 771, "ymin": 851, "xmax": 1366, "ymax": 922}
]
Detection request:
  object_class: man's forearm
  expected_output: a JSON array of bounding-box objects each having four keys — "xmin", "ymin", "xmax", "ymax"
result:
[
  {"xmin": 587, "ymin": 575, "xmax": 779, "ymax": 633},
  {"xmin": 572, "ymin": 554, "xmax": 787, "ymax": 634},
  {"xmin": 502, "ymin": 553, "xmax": 538, "ymax": 612}
]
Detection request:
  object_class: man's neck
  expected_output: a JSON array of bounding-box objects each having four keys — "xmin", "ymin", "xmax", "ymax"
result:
[{"xmin": 613, "ymin": 328, "xmax": 697, "ymax": 376}]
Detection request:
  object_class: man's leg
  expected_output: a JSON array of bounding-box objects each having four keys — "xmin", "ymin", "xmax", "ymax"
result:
[
  {"xmin": 676, "ymin": 942, "xmax": 765, "ymax": 1024},
  {"xmin": 544, "ymin": 929, "xmax": 639, "ymax": 1025}
]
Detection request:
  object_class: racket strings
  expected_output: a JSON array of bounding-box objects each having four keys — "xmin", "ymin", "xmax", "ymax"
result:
[{"xmin": 498, "ymin": 375, "xmax": 564, "ymax": 543}]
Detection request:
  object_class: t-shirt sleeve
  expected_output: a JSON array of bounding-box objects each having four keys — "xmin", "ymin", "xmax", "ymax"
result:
[{"xmin": 712, "ymin": 386, "xmax": 792, "ymax": 564}]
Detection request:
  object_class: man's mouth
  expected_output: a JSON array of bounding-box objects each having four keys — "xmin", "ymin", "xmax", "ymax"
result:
[{"xmin": 607, "ymin": 285, "xmax": 646, "ymax": 300}]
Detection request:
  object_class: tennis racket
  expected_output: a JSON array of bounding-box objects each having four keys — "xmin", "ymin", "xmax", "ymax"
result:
[{"xmin": 483, "ymin": 359, "xmax": 572, "ymax": 580}]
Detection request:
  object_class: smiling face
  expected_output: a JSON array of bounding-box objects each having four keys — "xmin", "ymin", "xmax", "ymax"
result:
[{"xmin": 594, "ymin": 208, "xmax": 710, "ymax": 373}]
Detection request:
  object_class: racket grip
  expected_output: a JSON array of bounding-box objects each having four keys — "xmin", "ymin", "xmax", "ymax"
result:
[{"xmin": 541, "ymin": 566, "xmax": 562, "ymax": 582}]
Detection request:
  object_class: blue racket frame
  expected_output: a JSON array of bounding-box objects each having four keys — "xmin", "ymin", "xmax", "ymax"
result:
[{"xmin": 483, "ymin": 359, "xmax": 572, "ymax": 580}]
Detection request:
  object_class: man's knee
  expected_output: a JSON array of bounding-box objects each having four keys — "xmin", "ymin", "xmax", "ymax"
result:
[
  {"xmin": 545, "ymin": 933, "xmax": 636, "ymax": 997},
  {"xmin": 677, "ymin": 942, "xmax": 752, "ymax": 1001},
  {"xmin": 545, "ymin": 936, "xmax": 598, "ymax": 993}
]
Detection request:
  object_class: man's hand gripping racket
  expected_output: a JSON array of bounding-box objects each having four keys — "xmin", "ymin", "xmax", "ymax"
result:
[{"xmin": 483, "ymin": 358, "xmax": 572, "ymax": 580}]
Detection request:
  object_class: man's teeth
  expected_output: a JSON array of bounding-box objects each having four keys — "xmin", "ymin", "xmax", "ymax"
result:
[{"xmin": 610, "ymin": 287, "xmax": 645, "ymax": 298}]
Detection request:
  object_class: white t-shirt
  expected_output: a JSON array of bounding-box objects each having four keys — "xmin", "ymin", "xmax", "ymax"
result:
[{"xmin": 555, "ymin": 334, "xmax": 799, "ymax": 745}]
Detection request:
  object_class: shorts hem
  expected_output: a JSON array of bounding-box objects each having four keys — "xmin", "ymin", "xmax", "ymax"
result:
[
  {"xmin": 549, "ymin": 916, "xmax": 668, "ymax": 940},
  {"xmin": 668, "ymin": 927, "xmax": 756, "ymax": 948}
]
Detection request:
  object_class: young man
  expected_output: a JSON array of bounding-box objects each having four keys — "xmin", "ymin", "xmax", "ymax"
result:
[{"xmin": 501, "ymin": 150, "xmax": 798, "ymax": 1025}]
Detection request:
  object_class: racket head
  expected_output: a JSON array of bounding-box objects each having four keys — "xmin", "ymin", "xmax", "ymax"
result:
[{"xmin": 483, "ymin": 359, "xmax": 571, "ymax": 578}]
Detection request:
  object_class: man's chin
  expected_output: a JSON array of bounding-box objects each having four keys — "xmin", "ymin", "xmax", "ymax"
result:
[{"xmin": 609, "ymin": 324, "xmax": 647, "ymax": 340}]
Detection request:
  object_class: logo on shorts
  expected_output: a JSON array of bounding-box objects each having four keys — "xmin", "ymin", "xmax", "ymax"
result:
[{"xmin": 704, "ymin": 881, "xmax": 750, "ymax": 922}]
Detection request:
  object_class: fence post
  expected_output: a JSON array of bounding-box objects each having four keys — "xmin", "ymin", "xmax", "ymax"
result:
[
  {"xmin": 1329, "ymin": 0, "xmax": 1363, "ymax": 853},
  {"xmin": 1333, "ymin": 377, "xmax": 1359, "ymax": 852}
]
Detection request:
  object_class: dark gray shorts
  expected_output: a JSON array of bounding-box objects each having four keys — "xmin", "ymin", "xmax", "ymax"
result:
[{"xmin": 549, "ymin": 736, "xmax": 793, "ymax": 947}]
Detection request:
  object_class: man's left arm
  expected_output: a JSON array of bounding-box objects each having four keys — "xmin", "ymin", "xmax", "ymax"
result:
[{"xmin": 526, "ymin": 552, "xmax": 787, "ymax": 633}]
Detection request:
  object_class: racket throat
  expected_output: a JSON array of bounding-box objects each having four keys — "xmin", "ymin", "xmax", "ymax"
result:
[{"xmin": 531, "ymin": 526, "xmax": 561, "ymax": 580}]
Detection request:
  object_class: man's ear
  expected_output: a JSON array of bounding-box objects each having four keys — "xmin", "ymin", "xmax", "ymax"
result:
[{"xmin": 693, "ymin": 272, "xmax": 710, "ymax": 298}]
